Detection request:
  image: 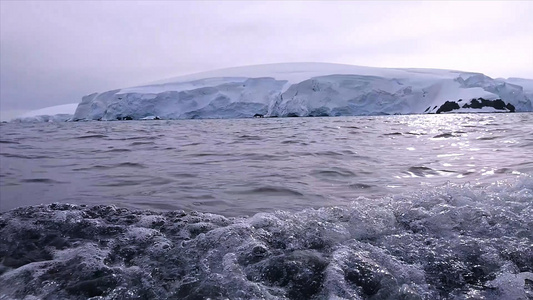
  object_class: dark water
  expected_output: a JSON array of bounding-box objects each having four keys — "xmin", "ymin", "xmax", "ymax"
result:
[
  {"xmin": 1, "ymin": 113, "xmax": 532, "ymax": 215},
  {"xmin": 1, "ymin": 113, "xmax": 532, "ymax": 299}
]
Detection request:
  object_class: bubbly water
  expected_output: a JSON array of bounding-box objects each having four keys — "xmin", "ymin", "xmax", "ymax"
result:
[{"xmin": 0, "ymin": 113, "xmax": 532, "ymax": 299}]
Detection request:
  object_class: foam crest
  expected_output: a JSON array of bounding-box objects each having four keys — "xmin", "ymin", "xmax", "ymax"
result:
[{"xmin": 0, "ymin": 176, "xmax": 531, "ymax": 299}]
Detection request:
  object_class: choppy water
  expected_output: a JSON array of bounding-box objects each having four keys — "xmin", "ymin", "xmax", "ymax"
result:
[
  {"xmin": 1, "ymin": 113, "xmax": 532, "ymax": 299},
  {"xmin": 1, "ymin": 113, "xmax": 532, "ymax": 215}
]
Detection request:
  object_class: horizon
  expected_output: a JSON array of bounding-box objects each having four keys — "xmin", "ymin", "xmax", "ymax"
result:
[
  {"xmin": 1, "ymin": 1, "xmax": 532, "ymax": 121},
  {"xmin": 4, "ymin": 61, "xmax": 533, "ymax": 121}
]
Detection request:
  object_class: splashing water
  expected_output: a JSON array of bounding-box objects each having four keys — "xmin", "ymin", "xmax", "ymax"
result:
[{"xmin": 1, "ymin": 176, "xmax": 531, "ymax": 299}]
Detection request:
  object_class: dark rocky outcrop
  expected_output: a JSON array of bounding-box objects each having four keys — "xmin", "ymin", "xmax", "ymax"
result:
[
  {"xmin": 461, "ymin": 98, "xmax": 515, "ymax": 112},
  {"xmin": 436, "ymin": 101, "xmax": 460, "ymax": 114},
  {"xmin": 435, "ymin": 98, "xmax": 515, "ymax": 114}
]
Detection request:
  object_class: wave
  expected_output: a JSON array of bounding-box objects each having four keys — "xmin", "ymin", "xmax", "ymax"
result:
[
  {"xmin": 20, "ymin": 178, "xmax": 66, "ymax": 184},
  {"xmin": 73, "ymin": 162, "xmax": 147, "ymax": 171},
  {"xmin": 102, "ymin": 148, "xmax": 132, "ymax": 153},
  {"xmin": 0, "ymin": 153, "xmax": 52, "ymax": 159},
  {"xmin": 129, "ymin": 141, "xmax": 156, "ymax": 146},
  {"xmin": 402, "ymin": 166, "xmax": 458, "ymax": 178},
  {"xmin": 230, "ymin": 186, "xmax": 304, "ymax": 197},
  {"xmin": 74, "ymin": 134, "xmax": 109, "ymax": 139},
  {"xmin": 0, "ymin": 177, "xmax": 532, "ymax": 299},
  {"xmin": 312, "ymin": 168, "xmax": 357, "ymax": 179}
]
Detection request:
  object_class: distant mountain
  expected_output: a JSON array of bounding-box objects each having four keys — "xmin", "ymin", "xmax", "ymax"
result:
[{"xmin": 13, "ymin": 63, "xmax": 533, "ymax": 122}]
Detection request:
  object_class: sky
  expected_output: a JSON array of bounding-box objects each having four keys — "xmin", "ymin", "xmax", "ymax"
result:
[{"xmin": 1, "ymin": 1, "xmax": 532, "ymax": 121}]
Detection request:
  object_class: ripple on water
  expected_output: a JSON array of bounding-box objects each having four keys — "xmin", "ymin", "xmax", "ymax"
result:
[
  {"xmin": 20, "ymin": 178, "xmax": 66, "ymax": 184},
  {"xmin": 0, "ymin": 153, "xmax": 52, "ymax": 159},
  {"xmin": 349, "ymin": 183, "xmax": 374, "ymax": 189},
  {"xmin": 403, "ymin": 166, "xmax": 439, "ymax": 177},
  {"xmin": 476, "ymin": 136, "xmax": 502, "ymax": 141},
  {"xmin": 384, "ymin": 132, "xmax": 403, "ymax": 136},
  {"xmin": 1, "ymin": 113, "xmax": 532, "ymax": 218},
  {"xmin": 238, "ymin": 135, "xmax": 263, "ymax": 140},
  {"xmin": 74, "ymin": 134, "xmax": 108, "ymax": 139},
  {"xmin": 129, "ymin": 141, "xmax": 156, "ymax": 146},
  {"xmin": 102, "ymin": 148, "xmax": 132, "ymax": 153},
  {"xmin": 311, "ymin": 167, "xmax": 357, "ymax": 179},
  {"xmin": 73, "ymin": 162, "xmax": 147, "ymax": 171},
  {"xmin": 230, "ymin": 186, "xmax": 304, "ymax": 197},
  {"xmin": 432, "ymin": 133, "xmax": 458, "ymax": 138}
]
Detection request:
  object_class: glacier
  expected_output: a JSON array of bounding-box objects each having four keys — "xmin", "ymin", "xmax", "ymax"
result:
[
  {"xmin": 13, "ymin": 63, "xmax": 533, "ymax": 122},
  {"xmin": 11, "ymin": 103, "xmax": 79, "ymax": 123}
]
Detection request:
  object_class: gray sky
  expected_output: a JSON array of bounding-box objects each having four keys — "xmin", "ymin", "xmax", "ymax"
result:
[{"xmin": 1, "ymin": 1, "xmax": 532, "ymax": 120}]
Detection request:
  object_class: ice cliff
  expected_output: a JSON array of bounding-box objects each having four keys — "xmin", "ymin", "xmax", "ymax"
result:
[{"xmin": 18, "ymin": 63, "xmax": 533, "ymax": 122}]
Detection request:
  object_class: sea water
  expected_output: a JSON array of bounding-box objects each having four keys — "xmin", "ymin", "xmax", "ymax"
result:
[{"xmin": 0, "ymin": 113, "xmax": 532, "ymax": 299}]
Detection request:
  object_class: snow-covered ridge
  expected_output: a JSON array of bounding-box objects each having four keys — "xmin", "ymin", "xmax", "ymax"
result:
[
  {"xmin": 15, "ymin": 63, "xmax": 533, "ymax": 122},
  {"xmin": 11, "ymin": 103, "xmax": 78, "ymax": 123}
]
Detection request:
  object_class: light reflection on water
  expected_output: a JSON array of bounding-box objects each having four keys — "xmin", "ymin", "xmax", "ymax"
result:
[{"xmin": 0, "ymin": 113, "xmax": 532, "ymax": 216}]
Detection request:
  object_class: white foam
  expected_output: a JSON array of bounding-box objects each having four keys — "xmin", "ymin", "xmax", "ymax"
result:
[{"xmin": 1, "ymin": 176, "xmax": 531, "ymax": 298}]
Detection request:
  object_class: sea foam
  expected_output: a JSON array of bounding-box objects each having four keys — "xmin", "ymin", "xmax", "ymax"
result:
[{"xmin": 0, "ymin": 176, "xmax": 532, "ymax": 299}]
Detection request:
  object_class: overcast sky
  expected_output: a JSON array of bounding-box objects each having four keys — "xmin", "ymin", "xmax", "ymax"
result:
[{"xmin": 1, "ymin": 1, "xmax": 532, "ymax": 120}]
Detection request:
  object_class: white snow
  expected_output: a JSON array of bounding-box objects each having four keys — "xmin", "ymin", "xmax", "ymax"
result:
[
  {"xmin": 444, "ymin": 107, "xmax": 508, "ymax": 114},
  {"xmin": 137, "ymin": 62, "xmax": 460, "ymax": 95},
  {"xmin": 12, "ymin": 103, "xmax": 79, "ymax": 123},
  {"xmin": 18, "ymin": 103, "xmax": 79, "ymax": 118},
  {"xmin": 19, "ymin": 63, "xmax": 531, "ymax": 122},
  {"xmin": 140, "ymin": 116, "xmax": 160, "ymax": 120},
  {"xmin": 503, "ymin": 78, "xmax": 533, "ymax": 93},
  {"xmin": 429, "ymin": 81, "xmax": 497, "ymax": 106}
]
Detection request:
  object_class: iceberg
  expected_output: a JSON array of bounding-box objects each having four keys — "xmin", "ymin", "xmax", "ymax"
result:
[{"xmin": 22, "ymin": 63, "xmax": 533, "ymax": 122}]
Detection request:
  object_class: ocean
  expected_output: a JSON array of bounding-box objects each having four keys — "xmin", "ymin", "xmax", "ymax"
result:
[{"xmin": 0, "ymin": 113, "xmax": 532, "ymax": 299}]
